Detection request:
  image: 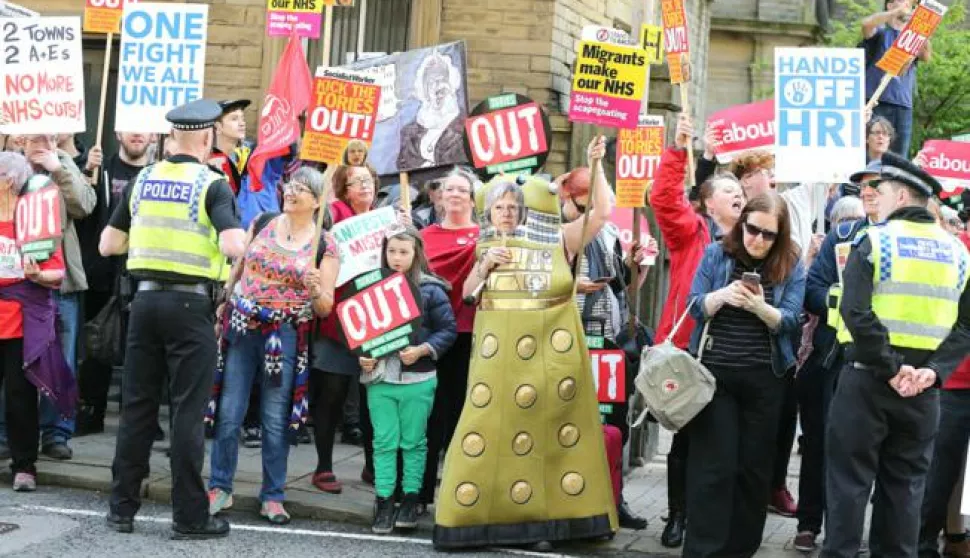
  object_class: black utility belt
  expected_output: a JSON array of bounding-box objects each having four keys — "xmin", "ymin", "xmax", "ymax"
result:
[{"xmin": 137, "ymin": 280, "xmax": 209, "ymax": 296}]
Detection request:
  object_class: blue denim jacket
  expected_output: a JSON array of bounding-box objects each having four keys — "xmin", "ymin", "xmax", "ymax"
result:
[{"xmin": 686, "ymin": 243, "xmax": 807, "ymax": 377}]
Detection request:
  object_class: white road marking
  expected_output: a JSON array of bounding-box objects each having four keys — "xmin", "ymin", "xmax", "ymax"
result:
[{"xmin": 18, "ymin": 505, "xmax": 578, "ymax": 558}]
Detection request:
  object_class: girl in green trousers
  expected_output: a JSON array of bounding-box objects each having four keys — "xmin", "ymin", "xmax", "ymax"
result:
[{"xmin": 360, "ymin": 227, "xmax": 457, "ymax": 534}]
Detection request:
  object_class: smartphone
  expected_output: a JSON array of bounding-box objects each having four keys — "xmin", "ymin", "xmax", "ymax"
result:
[
  {"xmin": 591, "ymin": 276, "xmax": 613, "ymax": 284},
  {"xmin": 742, "ymin": 272, "xmax": 761, "ymax": 293}
]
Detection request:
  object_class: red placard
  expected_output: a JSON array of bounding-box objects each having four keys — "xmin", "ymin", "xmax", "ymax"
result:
[
  {"xmin": 707, "ymin": 99, "xmax": 775, "ymax": 163},
  {"xmin": 15, "ymin": 180, "xmax": 62, "ymax": 262},
  {"xmin": 300, "ymin": 67, "xmax": 381, "ymax": 165},
  {"xmin": 920, "ymin": 139, "xmax": 970, "ymax": 199},
  {"xmin": 336, "ymin": 270, "xmax": 422, "ymax": 357},
  {"xmin": 876, "ymin": 0, "xmax": 946, "ymax": 76},
  {"xmin": 616, "ymin": 114, "xmax": 664, "ymax": 208},
  {"xmin": 609, "ymin": 207, "xmax": 652, "ymax": 257},
  {"xmin": 591, "ymin": 349, "xmax": 626, "ymax": 403},
  {"xmin": 464, "ymin": 99, "xmax": 549, "ymax": 173}
]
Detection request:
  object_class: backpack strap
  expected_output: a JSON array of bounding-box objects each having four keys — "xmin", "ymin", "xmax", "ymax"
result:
[{"xmin": 665, "ymin": 298, "xmax": 697, "ymax": 344}]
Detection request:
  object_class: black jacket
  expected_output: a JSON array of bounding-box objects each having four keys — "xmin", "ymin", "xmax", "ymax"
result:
[{"xmin": 841, "ymin": 206, "xmax": 970, "ymax": 383}]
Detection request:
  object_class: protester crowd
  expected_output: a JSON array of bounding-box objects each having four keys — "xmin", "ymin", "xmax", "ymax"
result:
[{"xmin": 0, "ymin": 1, "xmax": 969, "ymax": 555}]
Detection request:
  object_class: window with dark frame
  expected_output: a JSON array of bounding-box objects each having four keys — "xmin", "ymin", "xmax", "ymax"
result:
[{"xmin": 307, "ymin": 0, "xmax": 412, "ymax": 71}]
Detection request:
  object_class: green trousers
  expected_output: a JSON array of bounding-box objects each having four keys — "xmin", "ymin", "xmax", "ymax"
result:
[{"xmin": 367, "ymin": 378, "xmax": 437, "ymax": 498}]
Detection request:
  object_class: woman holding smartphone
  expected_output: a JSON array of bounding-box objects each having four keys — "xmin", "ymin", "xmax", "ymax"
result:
[{"xmin": 683, "ymin": 192, "xmax": 806, "ymax": 557}]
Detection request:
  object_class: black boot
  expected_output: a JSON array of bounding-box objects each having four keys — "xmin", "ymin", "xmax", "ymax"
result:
[
  {"xmin": 395, "ymin": 493, "xmax": 420, "ymax": 529},
  {"xmin": 75, "ymin": 406, "xmax": 105, "ymax": 437},
  {"xmin": 372, "ymin": 496, "xmax": 396, "ymax": 535},
  {"xmin": 171, "ymin": 516, "xmax": 230, "ymax": 540},
  {"xmin": 662, "ymin": 455, "xmax": 686, "ymax": 548},
  {"xmin": 618, "ymin": 497, "xmax": 648, "ymax": 530},
  {"xmin": 661, "ymin": 510, "xmax": 686, "ymax": 547}
]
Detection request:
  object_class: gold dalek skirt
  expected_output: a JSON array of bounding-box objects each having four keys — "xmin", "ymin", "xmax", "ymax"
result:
[{"xmin": 433, "ymin": 175, "xmax": 618, "ymax": 549}]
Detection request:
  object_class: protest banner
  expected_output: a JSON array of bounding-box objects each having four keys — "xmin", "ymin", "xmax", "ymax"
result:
[
  {"xmin": 331, "ymin": 206, "xmax": 397, "ymax": 286},
  {"xmin": 616, "ymin": 114, "xmax": 664, "ymax": 208},
  {"xmin": 569, "ymin": 36, "xmax": 648, "ymax": 130},
  {"xmin": 336, "ymin": 268, "xmax": 422, "ymax": 358},
  {"xmin": 640, "ymin": 24, "xmax": 664, "ymax": 65},
  {"xmin": 774, "ymin": 47, "xmax": 865, "ymax": 183},
  {"xmin": 707, "ymin": 99, "xmax": 775, "ymax": 163},
  {"xmin": 609, "ymin": 207, "xmax": 652, "ymax": 258},
  {"xmin": 870, "ymin": 0, "xmax": 946, "ymax": 107},
  {"xmin": 15, "ymin": 176, "xmax": 63, "ymax": 262},
  {"xmin": 265, "ymin": 0, "xmax": 323, "ymax": 39},
  {"xmin": 462, "ymin": 93, "xmax": 551, "ymax": 179},
  {"xmin": 84, "ymin": 0, "xmax": 132, "ymax": 33},
  {"xmin": 116, "ymin": 3, "xmax": 208, "ymax": 133},
  {"xmin": 300, "ymin": 67, "xmax": 381, "ymax": 164},
  {"xmin": 920, "ymin": 139, "xmax": 970, "ymax": 199},
  {"xmin": 0, "ymin": 17, "xmax": 85, "ymax": 135},
  {"xmin": 660, "ymin": 0, "xmax": 690, "ymax": 84},
  {"xmin": 0, "ymin": 1, "xmax": 37, "ymax": 17}
]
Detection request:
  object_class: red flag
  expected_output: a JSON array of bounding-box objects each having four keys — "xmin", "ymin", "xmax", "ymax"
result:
[{"xmin": 247, "ymin": 33, "xmax": 312, "ymax": 192}]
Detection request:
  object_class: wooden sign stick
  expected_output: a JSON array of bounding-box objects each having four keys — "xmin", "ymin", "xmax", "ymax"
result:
[
  {"xmin": 866, "ymin": 74, "xmax": 893, "ymax": 112},
  {"xmin": 399, "ymin": 171, "xmax": 411, "ymax": 213},
  {"xmin": 680, "ymin": 85, "xmax": 696, "ymax": 188},
  {"xmin": 92, "ymin": 33, "xmax": 113, "ymax": 187}
]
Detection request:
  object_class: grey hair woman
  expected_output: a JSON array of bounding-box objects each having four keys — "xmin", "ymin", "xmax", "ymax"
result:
[
  {"xmin": 0, "ymin": 151, "xmax": 31, "ymax": 189},
  {"xmin": 829, "ymin": 196, "xmax": 865, "ymax": 226},
  {"xmin": 482, "ymin": 180, "xmax": 527, "ymax": 232}
]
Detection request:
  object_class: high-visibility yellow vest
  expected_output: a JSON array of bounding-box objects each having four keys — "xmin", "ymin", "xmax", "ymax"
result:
[
  {"xmin": 826, "ymin": 221, "xmax": 869, "ymax": 340},
  {"xmin": 836, "ymin": 219, "xmax": 970, "ymax": 350},
  {"xmin": 127, "ymin": 161, "xmax": 229, "ymax": 281}
]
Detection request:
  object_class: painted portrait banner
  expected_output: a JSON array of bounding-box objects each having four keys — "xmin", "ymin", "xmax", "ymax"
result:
[
  {"xmin": 300, "ymin": 67, "xmax": 381, "ymax": 164},
  {"xmin": 615, "ymin": 114, "xmax": 664, "ymax": 208},
  {"xmin": 0, "ymin": 16, "xmax": 85, "ymax": 135},
  {"xmin": 774, "ymin": 47, "xmax": 865, "ymax": 183},
  {"xmin": 343, "ymin": 41, "xmax": 469, "ymax": 175},
  {"xmin": 569, "ymin": 36, "xmax": 648, "ymax": 130},
  {"xmin": 115, "ymin": 3, "xmax": 208, "ymax": 133},
  {"xmin": 463, "ymin": 93, "xmax": 551, "ymax": 179}
]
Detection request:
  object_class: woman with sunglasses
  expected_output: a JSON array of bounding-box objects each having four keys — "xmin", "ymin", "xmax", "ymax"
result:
[
  {"xmin": 683, "ymin": 192, "xmax": 806, "ymax": 556},
  {"xmin": 206, "ymin": 167, "xmax": 338, "ymax": 524}
]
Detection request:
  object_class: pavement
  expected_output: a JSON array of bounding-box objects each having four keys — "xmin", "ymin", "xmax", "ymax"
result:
[{"xmin": 0, "ymin": 404, "xmax": 828, "ymax": 557}]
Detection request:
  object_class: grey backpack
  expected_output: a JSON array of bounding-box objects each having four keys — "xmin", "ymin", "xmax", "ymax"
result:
[{"xmin": 630, "ymin": 300, "xmax": 716, "ymax": 432}]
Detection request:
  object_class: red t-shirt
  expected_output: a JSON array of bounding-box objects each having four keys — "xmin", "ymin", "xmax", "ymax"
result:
[
  {"xmin": 421, "ymin": 224, "xmax": 480, "ymax": 333},
  {"xmin": 0, "ymin": 221, "xmax": 65, "ymax": 339}
]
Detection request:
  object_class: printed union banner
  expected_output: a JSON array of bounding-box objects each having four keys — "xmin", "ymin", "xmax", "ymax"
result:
[
  {"xmin": 707, "ymin": 99, "xmax": 775, "ymax": 163},
  {"xmin": 0, "ymin": 16, "xmax": 85, "ymax": 135},
  {"xmin": 876, "ymin": 0, "xmax": 946, "ymax": 76},
  {"xmin": 462, "ymin": 93, "xmax": 551, "ymax": 179},
  {"xmin": 300, "ymin": 67, "xmax": 381, "ymax": 164},
  {"xmin": 336, "ymin": 268, "xmax": 423, "ymax": 358},
  {"xmin": 569, "ymin": 39, "xmax": 648, "ymax": 129},
  {"xmin": 920, "ymin": 139, "xmax": 970, "ymax": 199},
  {"xmin": 615, "ymin": 114, "xmax": 664, "ymax": 208}
]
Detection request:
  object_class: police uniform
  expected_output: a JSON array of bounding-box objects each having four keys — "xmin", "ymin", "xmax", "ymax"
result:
[
  {"xmin": 822, "ymin": 153, "xmax": 970, "ymax": 558},
  {"xmin": 107, "ymin": 99, "xmax": 241, "ymax": 538}
]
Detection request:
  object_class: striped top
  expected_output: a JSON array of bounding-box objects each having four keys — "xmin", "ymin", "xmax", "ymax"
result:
[{"xmin": 700, "ymin": 261, "xmax": 775, "ymax": 370}]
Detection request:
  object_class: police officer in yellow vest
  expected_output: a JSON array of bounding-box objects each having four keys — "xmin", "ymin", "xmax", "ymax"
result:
[
  {"xmin": 98, "ymin": 99, "xmax": 247, "ymax": 539},
  {"xmin": 822, "ymin": 152, "xmax": 970, "ymax": 558}
]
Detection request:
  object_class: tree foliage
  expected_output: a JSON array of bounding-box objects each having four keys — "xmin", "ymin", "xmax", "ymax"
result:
[{"xmin": 825, "ymin": 0, "xmax": 970, "ymax": 154}]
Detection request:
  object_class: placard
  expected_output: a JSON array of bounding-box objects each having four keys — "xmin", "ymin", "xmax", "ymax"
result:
[
  {"xmin": 265, "ymin": 0, "xmax": 323, "ymax": 39},
  {"xmin": 591, "ymin": 347, "xmax": 627, "ymax": 404},
  {"xmin": 462, "ymin": 93, "xmax": 551, "ymax": 178},
  {"xmin": 661, "ymin": 0, "xmax": 690, "ymax": 83},
  {"xmin": 84, "ymin": 0, "xmax": 135, "ymax": 34},
  {"xmin": 708, "ymin": 99, "xmax": 775, "ymax": 163},
  {"xmin": 300, "ymin": 67, "xmax": 380, "ymax": 164},
  {"xmin": 774, "ymin": 48, "xmax": 865, "ymax": 183},
  {"xmin": 116, "ymin": 3, "xmax": 208, "ymax": 133},
  {"xmin": 920, "ymin": 139, "xmax": 970, "ymax": 199},
  {"xmin": 0, "ymin": 17, "xmax": 85, "ymax": 135},
  {"xmin": 331, "ymin": 206, "xmax": 397, "ymax": 286},
  {"xmin": 615, "ymin": 114, "xmax": 664, "ymax": 208},
  {"xmin": 875, "ymin": 0, "xmax": 946, "ymax": 76},
  {"xmin": 15, "ymin": 177, "xmax": 63, "ymax": 262},
  {"xmin": 569, "ymin": 34, "xmax": 648, "ymax": 130},
  {"xmin": 336, "ymin": 268, "xmax": 422, "ymax": 358},
  {"xmin": 639, "ymin": 24, "xmax": 664, "ymax": 65},
  {"xmin": 608, "ymin": 208, "xmax": 652, "ymax": 256}
]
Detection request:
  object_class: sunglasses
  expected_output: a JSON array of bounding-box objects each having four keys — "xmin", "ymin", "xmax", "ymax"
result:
[
  {"xmin": 744, "ymin": 222, "xmax": 778, "ymax": 242},
  {"xmin": 860, "ymin": 178, "xmax": 886, "ymax": 190}
]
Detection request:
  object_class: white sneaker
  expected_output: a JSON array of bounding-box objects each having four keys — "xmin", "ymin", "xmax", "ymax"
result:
[{"xmin": 13, "ymin": 472, "xmax": 36, "ymax": 492}]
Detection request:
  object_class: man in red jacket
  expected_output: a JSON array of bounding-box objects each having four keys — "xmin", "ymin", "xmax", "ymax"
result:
[{"xmin": 648, "ymin": 113, "xmax": 745, "ymax": 547}]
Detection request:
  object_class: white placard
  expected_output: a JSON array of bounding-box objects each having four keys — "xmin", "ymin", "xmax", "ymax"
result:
[
  {"xmin": 330, "ymin": 206, "xmax": 397, "ymax": 286},
  {"xmin": 0, "ymin": 17, "xmax": 85, "ymax": 135},
  {"xmin": 115, "ymin": 3, "xmax": 208, "ymax": 133},
  {"xmin": 774, "ymin": 47, "xmax": 866, "ymax": 184}
]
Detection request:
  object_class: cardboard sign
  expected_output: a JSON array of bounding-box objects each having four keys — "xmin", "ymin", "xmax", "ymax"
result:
[
  {"xmin": 15, "ymin": 178, "xmax": 62, "ymax": 262},
  {"xmin": 608, "ymin": 208, "xmax": 651, "ymax": 256},
  {"xmin": 569, "ymin": 33, "xmax": 648, "ymax": 130},
  {"xmin": 265, "ymin": 0, "xmax": 323, "ymax": 39},
  {"xmin": 774, "ymin": 48, "xmax": 865, "ymax": 183},
  {"xmin": 708, "ymin": 99, "xmax": 775, "ymax": 163},
  {"xmin": 639, "ymin": 24, "xmax": 664, "ymax": 65},
  {"xmin": 661, "ymin": 0, "xmax": 690, "ymax": 83},
  {"xmin": 920, "ymin": 139, "xmax": 970, "ymax": 199},
  {"xmin": 875, "ymin": 0, "xmax": 946, "ymax": 76},
  {"xmin": 300, "ymin": 67, "xmax": 381, "ymax": 164},
  {"xmin": 463, "ymin": 93, "xmax": 551, "ymax": 178},
  {"xmin": 616, "ymin": 114, "xmax": 664, "ymax": 208},
  {"xmin": 336, "ymin": 269, "xmax": 422, "ymax": 358},
  {"xmin": 331, "ymin": 206, "xmax": 397, "ymax": 286},
  {"xmin": 116, "ymin": 3, "xmax": 208, "ymax": 133},
  {"xmin": 588, "ymin": 341, "xmax": 627, "ymax": 404},
  {"xmin": 84, "ymin": 0, "xmax": 135, "ymax": 34},
  {"xmin": 0, "ymin": 17, "xmax": 85, "ymax": 135}
]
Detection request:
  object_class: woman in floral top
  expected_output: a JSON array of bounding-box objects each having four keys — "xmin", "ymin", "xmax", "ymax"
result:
[{"xmin": 206, "ymin": 167, "xmax": 338, "ymax": 524}]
